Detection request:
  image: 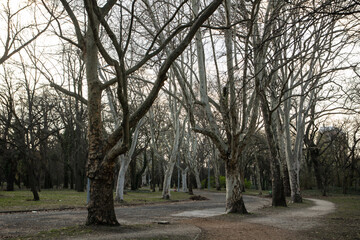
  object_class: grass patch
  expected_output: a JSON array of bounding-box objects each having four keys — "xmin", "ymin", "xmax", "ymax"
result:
[
  {"xmin": 0, "ymin": 190, "xmax": 87, "ymax": 212},
  {"xmin": 11, "ymin": 226, "xmax": 93, "ymax": 240},
  {"xmin": 0, "ymin": 189, "xmax": 191, "ymax": 212}
]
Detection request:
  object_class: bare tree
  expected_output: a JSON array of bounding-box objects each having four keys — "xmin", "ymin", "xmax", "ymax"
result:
[
  {"xmin": 45, "ymin": 0, "xmax": 223, "ymax": 225},
  {"xmin": 0, "ymin": 0, "xmax": 51, "ymax": 65}
]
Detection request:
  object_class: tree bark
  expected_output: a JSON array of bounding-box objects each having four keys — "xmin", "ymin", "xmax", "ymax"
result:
[
  {"xmin": 225, "ymin": 160, "xmax": 247, "ymax": 214},
  {"xmin": 115, "ymin": 156, "xmax": 128, "ymax": 202},
  {"xmin": 85, "ymin": 17, "xmax": 118, "ymax": 225},
  {"xmin": 260, "ymin": 100, "xmax": 287, "ymax": 207}
]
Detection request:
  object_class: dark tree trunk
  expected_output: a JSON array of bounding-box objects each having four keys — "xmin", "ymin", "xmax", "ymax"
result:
[
  {"xmin": 75, "ymin": 166, "xmax": 85, "ymax": 192},
  {"xmin": 282, "ymin": 162, "xmax": 291, "ymax": 197},
  {"xmin": 86, "ymin": 177, "xmax": 118, "ymax": 225},
  {"xmin": 135, "ymin": 152, "xmax": 147, "ymax": 189},
  {"xmin": 311, "ymin": 149, "xmax": 323, "ymax": 190},
  {"xmin": 151, "ymin": 150, "xmax": 156, "ymax": 192},
  {"xmin": 29, "ymin": 165, "xmax": 40, "ymax": 201},
  {"xmin": 5, "ymin": 158, "xmax": 16, "ymax": 191},
  {"xmin": 64, "ymin": 161, "xmax": 69, "ymax": 189},
  {"xmin": 260, "ymin": 99, "xmax": 287, "ymax": 207},
  {"xmin": 130, "ymin": 156, "xmax": 137, "ymax": 190},
  {"xmin": 188, "ymin": 171, "xmax": 193, "ymax": 195},
  {"xmin": 70, "ymin": 167, "xmax": 74, "ymax": 190},
  {"xmin": 43, "ymin": 170, "xmax": 53, "ymax": 189}
]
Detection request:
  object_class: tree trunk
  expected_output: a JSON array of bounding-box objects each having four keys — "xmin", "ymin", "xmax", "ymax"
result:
[
  {"xmin": 260, "ymin": 100, "xmax": 287, "ymax": 207},
  {"xmin": 213, "ymin": 158, "xmax": 221, "ymax": 191},
  {"xmin": 151, "ymin": 149, "xmax": 156, "ymax": 192},
  {"xmin": 130, "ymin": 156, "xmax": 137, "ymax": 190},
  {"xmin": 29, "ymin": 164, "xmax": 40, "ymax": 201},
  {"xmin": 5, "ymin": 158, "xmax": 15, "ymax": 191},
  {"xmin": 85, "ymin": 21, "xmax": 118, "ymax": 225},
  {"xmin": 255, "ymin": 155, "xmax": 262, "ymax": 195},
  {"xmin": 225, "ymin": 160, "xmax": 247, "ymax": 214},
  {"xmin": 162, "ymin": 160, "xmax": 176, "ymax": 199},
  {"xmin": 182, "ymin": 169, "xmax": 188, "ymax": 192},
  {"xmin": 282, "ymin": 162, "xmax": 291, "ymax": 197},
  {"xmin": 86, "ymin": 176, "xmax": 118, "ymax": 225},
  {"xmin": 289, "ymin": 169, "xmax": 302, "ymax": 203},
  {"xmin": 312, "ymin": 150, "xmax": 323, "ymax": 190},
  {"xmin": 188, "ymin": 171, "xmax": 194, "ymax": 195},
  {"xmin": 193, "ymin": 167, "xmax": 202, "ymax": 189},
  {"xmin": 115, "ymin": 156, "xmax": 129, "ymax": 202}
]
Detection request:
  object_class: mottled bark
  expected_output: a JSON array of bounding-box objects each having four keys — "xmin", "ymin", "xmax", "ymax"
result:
[
  {"xmin": 225, "ymin": 160, "xmax": 247, "ymax": 214},
  {"xmin": 85, "ymin": 17, "xmax": 118, "ymax": 225}
]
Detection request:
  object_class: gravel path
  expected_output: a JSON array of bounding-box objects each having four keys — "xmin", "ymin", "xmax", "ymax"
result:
[
  {"xmin": 245, "ymin": 198, "xmax": 336, "ymax": 231},
  {"xmin": 0, "ymin": 191, "xmax": 270, "ymax": 239},
  {"xmin": 0, "ymin": 193, "xmax": 336, "ymax": 239}
]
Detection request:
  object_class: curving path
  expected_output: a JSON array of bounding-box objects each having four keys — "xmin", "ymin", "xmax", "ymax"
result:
[
  {"xmin": 0, "ymin": 190, "xmax": 269, "ymax": 239},
  {"xmin": 245, "ymin": 198, "xmax": 336, "ymax": 231},
  {"xmin": 0, "ymin": 193, "xmax": 336, "ymax": 239}
]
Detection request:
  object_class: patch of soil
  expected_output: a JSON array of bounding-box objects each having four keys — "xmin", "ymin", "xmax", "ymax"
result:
[
  {"xmin": 299, "ymin": 213, "xmax": 360, "ymax": 240},
  {"xmin": 189, "ymin": 195, "xmax": 209, "ymax": 201},
  {"xmin": 183, "ymin": 217, "xmax": 305, "ymax": 240}
]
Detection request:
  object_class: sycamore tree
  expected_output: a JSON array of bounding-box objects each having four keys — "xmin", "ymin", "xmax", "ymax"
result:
[{"xmin": 42, "ymin": 0, "xmax": 223, "ymax": 225}]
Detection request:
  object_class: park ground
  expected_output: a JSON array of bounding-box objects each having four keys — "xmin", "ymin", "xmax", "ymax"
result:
[{"xmin": 0, "ymin": 189, "xmax": 359, "ymax": 239}]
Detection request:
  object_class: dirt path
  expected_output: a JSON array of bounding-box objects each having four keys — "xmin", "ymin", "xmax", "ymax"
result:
[
  {"xmin": 187, "ymin": 197, "xmax": 336, "ymax": 240},
  {"xmin": 245, "ymin": 198, "xmax": 336, "ymax": 230},
  {"xmin": 0, "ymin": 193, "xmax": 336, "ymax": 239}
]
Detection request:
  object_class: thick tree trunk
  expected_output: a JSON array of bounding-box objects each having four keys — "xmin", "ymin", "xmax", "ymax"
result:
[
  {"xmin": 86, "ymin": 176, "xmax": 118, "ymax": 225},
  {"xmin": 85, "ymin": 21, "xmax": 118, "ymax": 225},
  {"xmin": 225, "ymin": 160, "xmax": 247, "ymax": 214},
  {"xmin": 270, "ymin": 158, "xmax": 286, "ymax": 207}
]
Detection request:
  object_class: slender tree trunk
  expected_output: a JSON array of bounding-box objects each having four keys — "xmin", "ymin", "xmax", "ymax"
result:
[
  {"xmin": 29, "ymin": 162, "xmax": 40, "ymax": 201},
  {"xmin": 162, "ymin": 160, "xmax": 176, "ymax": 199},
  {"xmin": 188, "ymin": 171, "xmax": 194, "ymax": 195},
  {"xmin": 255, "ymin": 155, "xmax": 262, "ymax": 195},
  {"xmin": 182, "ymin": 169, "xmax": 188, "ymax": 192},
  {"xmin": 312, "ymin": 151, "xmax": 323, "ymax": 190},
  {"xmin": 213, "ymin": 155, "xmax": 221, "ymax": 191},
  {"xmin": 115, "ymin": 156, "xmax": 129, "ymax": 202},
  {"xmin": 151, "ymin": 149, "xmax": 156, "ymax": 192},
  {"xmin": 282, "ymin": 162, "xmax": 291, "ymax": 197},
  {"xmin": 260, "ymin": 100, "xmax": 287, "ymax": 207},
  {"xmin": 5, "ymin": 158, "xmax": 15, "ymax": 191},
  {"xmin": 130, "ymin": 156, "xmax": 137, "ymax": 190},
  {"xmin": 193, "ymin": 168, "xmax": 202, "ymax": 189}
]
